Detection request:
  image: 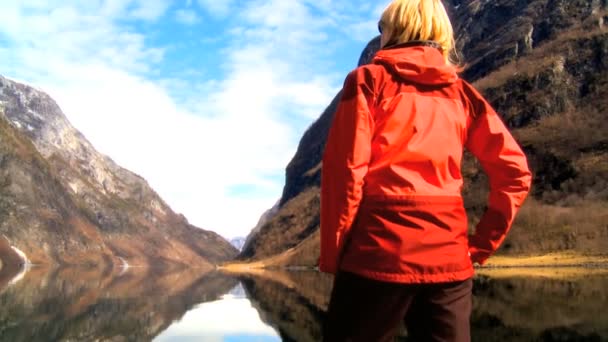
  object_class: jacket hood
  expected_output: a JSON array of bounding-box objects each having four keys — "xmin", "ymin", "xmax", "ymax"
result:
[{"xmin": 372, "ymin": 44, "xmax": 458, "ymax": 86}]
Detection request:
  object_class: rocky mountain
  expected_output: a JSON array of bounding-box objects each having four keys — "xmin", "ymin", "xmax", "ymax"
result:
[
  {"xmin": 240, "ymin": 0, "xmax": 608, "ymax": 266},
  {"xmin": 239, "ymin": 200, "xmax": 280, "ymax": 257},
  {"xmin": 0, "ymin": 76, "xmax": 238, "ymax": 269}
]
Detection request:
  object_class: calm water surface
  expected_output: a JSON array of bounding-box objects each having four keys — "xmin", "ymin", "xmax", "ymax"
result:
[
  {"xmin": 0, "ymin": 264, "xmax": 607, "ymax": 341},
  {"xmin": 154, "ymin": 284, "xmax": 281, "ymax": 342}
]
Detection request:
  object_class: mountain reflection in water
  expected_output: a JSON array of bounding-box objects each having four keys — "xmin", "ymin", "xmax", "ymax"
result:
[{"xmin": 0, "ymin": 265, "xmax": 607, "ymax": 341}]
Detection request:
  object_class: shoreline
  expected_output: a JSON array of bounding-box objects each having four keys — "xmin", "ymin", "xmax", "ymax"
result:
[
  {"xmin": 219, "ymin": 252, "xmax": 608, "ymax": 278},
  {"xmin": 482, "ymin": 252, "xmax": 608, "ymax": 268}
]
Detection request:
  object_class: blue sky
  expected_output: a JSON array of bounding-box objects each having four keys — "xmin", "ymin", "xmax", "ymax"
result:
[{"xmin": 0, "ymin": 0, "xmax": 384, "ymax": 239}]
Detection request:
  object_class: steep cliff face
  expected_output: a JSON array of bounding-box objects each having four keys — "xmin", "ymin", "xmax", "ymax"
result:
[
  {"xmin": 452, "ymin": 0, "xmax": 608, "ymax": 82},
  {"xmin": 0, "ymin": 76, "xmax": 238, "ymax": 268},
  {"xmin": 241, "ymin": 0, "xmax": 608, "ymax": 265}
]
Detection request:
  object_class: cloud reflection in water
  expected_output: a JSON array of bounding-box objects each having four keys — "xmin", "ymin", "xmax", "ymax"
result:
[{"xmin": 154, "ymin": 290, "xmax": 281, "ymax": 342}]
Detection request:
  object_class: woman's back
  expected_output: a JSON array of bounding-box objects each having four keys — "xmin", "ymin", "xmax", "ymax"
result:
[
  {"xmin": 322, "ymin": 42, "xmax": 531, "ymax": 281},
  {"xmin": 362, "ymin": 44, "xmax": 470, "ymax": 197}
]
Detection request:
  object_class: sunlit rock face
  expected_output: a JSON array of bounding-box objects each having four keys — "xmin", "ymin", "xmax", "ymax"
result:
[
  {"xmin": 242, "ymin": 0, "xmax": 608, "ymax": 266},
  {"xmin": 0, "ymin": 76, "xmax": 238, "ymax": 268}
]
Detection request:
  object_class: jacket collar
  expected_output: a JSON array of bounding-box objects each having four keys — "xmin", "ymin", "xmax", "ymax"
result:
[
  {"xmin": 372, "ymin": 42, "xmax": 458, "ymax": 86},
  {"xmin": 383, "ymin": 40, "xmax": 442, "ymax": 51}
]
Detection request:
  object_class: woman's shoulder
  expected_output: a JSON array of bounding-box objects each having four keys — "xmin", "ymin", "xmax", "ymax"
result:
[
  {"xmin": 351, "ymin": 63, "xmax": 388, "ymax": 77},
  {"xmin": 344, "ymin": 64, "xmax": 389, "ymax": 89}
]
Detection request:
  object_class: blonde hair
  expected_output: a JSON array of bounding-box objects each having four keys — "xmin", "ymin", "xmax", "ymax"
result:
[{"xmin": 379, "ymin": 0, "xmax": 457, "ymax": 64}]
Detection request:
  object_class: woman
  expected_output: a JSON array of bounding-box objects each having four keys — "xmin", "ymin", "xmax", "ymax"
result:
[{"xmin": 320, "ymin": 0, "xmax": 532, "ymax": 341}]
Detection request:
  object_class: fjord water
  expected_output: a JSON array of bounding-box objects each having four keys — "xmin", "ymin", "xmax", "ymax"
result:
[
  {"xmin": 0, "ymin": 265, "xmax": 607, "ymax": 341},
  {"xmin": 154, "ymin": 284, "xmax": 281, "ymax": 341}
]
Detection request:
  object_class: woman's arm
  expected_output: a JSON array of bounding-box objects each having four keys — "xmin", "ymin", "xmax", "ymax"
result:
[
  {"xmin": 319, "ymin": 68, "xmax": 375, "ymax": 274},
  {"xmin": 464, "ymin": 84, "xmax": 532, "ymax": 265}
]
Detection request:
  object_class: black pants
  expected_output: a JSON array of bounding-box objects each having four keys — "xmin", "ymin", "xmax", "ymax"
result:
[{"xmin": 323, "ymin": 271, "xmax": 473, "ymax": 342}]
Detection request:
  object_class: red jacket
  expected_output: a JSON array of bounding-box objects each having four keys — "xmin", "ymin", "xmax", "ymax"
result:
[{"xmin": 320, "ymin": 44, "xmax": 532, "ymax": 283}]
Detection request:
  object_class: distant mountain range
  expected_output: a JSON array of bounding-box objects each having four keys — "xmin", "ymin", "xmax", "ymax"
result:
[
  {"xmin": 0, "ymin": 75, "xmax": 238, "ymax": 270},
  {"xmin": 229, "ymin": 237, "xmax": 246, "ymax": 251},
  {"xmin": 239, "ymin": 0, "xmax": 608, "ymax": 266}
]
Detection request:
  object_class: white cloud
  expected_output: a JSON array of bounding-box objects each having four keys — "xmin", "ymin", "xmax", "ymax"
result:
[
  {"xmin": 0, "ymin": 0, "xmax": 380, "ymax": 239},
  {"xmin": 129, "ymin": 0, "xmax": 172, "ymax": 20},
  {"xmin": 43, "ymin": 63, "xmax": 291, "ymax": 237},
  {"xmin": 154, "ymin": 296, "xmax": 280, "ymax": 340},
  {"xmin": 175, "ymin": 9, "xmax": 200, "ymax": 25},
  {"xmin": 0, "ymin": 2, "xmax": 165, "ymax": 74},
  {"xmin": 196, "ymin": 0, "xmax": 234, "ymax": 17}
]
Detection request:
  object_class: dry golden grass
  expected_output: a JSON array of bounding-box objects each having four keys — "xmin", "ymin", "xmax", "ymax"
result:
[
  {"xmin": 517, "ymin": 108, "xmax": 607, "ymax": 159},
  {"xmin": 503, "ymin": 198, "xmax": 608, "ymax": 254},
  {"xmin": 485, "ymin": 252, "xmax": 608, "ymax": 267},
  {"xmin": 219, "ymin": 265, "xmax": 304, "ymax": 290},
  {"xmin": 224, "ymin": 251, "xmax": 608, "ymax": 280},
  {"xmin": 223, "ymin": 240, "xmax": 311, "ymax": 269},
  {"xmin": 476, "ymin": 266, "xmax": 608, "ymax": 279},
  {"xmin": 218, "ymin": 262, "xmax": 267, "ymax": 272},
  {"xmin": 221, "ymin": 240, "xmax": 313, "ymax": 273}
]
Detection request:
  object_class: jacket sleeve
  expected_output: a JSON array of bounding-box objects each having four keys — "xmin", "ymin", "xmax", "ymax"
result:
[
  {"xmin": 464, "ymin": 85, "xmax": 532, "ymax": 265},
  {"xmin": 319, "ymin": 68, "xmax": 374, "ymax": 274}
]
